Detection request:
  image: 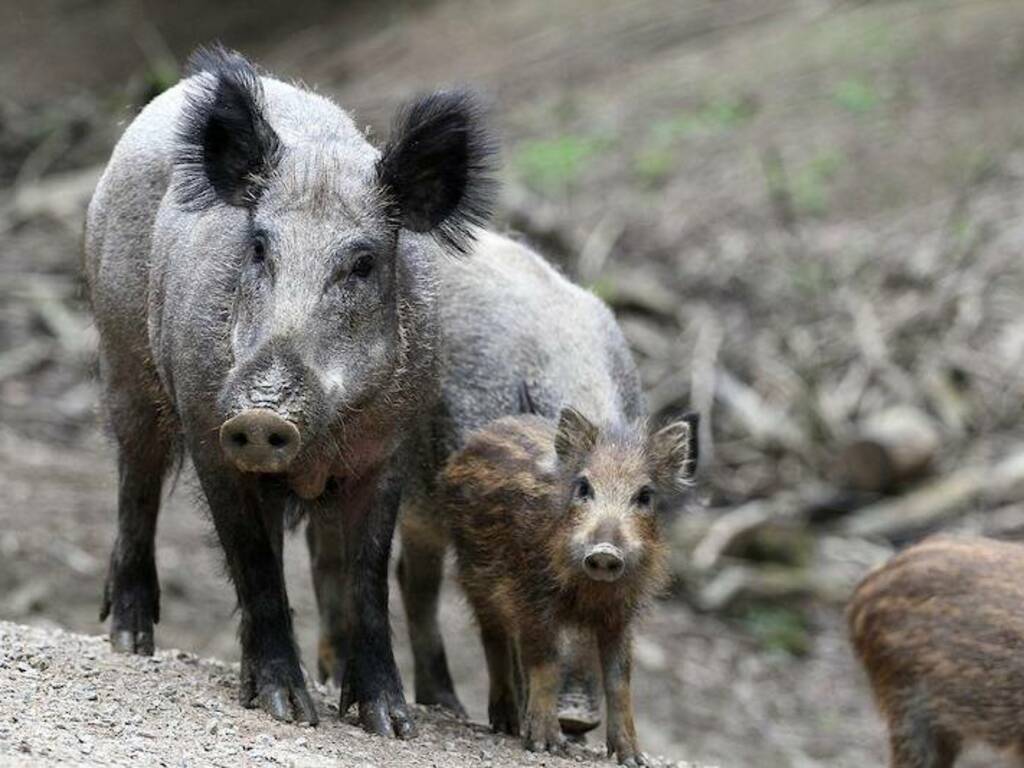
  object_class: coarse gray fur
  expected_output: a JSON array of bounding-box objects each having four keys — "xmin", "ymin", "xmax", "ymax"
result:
[
  {"xmin": 83, "ymin": 48, "xmax": 493, "ymax": 740},
  {"xmin": 394, "ymin": 229, "xmax": 645, "ymax": 716}
]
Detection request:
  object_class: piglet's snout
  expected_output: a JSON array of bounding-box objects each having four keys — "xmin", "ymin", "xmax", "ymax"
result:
[
  {"xmin": 220, "ymin": 408, "xmax": 301, "ymax": 473},
  {"xmin": 583, "ymin": 543, "xmax": 625, "ymax": 582}
]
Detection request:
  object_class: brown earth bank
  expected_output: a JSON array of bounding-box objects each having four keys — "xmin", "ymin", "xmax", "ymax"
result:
[{"xmin": 0, "ymin": 621, "xmax": 708, "ymax": 768}]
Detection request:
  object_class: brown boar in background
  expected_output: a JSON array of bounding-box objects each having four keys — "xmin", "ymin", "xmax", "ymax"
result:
[
  {"xmin": 848, "ymin": 535, "xmax": 1024, "ymax": 768},
  {"xmin": 440, "ymin": 407, "xmax": 698, "ymax": 766}
]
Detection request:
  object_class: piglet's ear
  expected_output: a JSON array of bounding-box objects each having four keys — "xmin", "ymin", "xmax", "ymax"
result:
[
  {"xmin": 176, "ymin": 44, "xmax": 282, "ymax": 210},
  {"xmin": 555, "ymin": 408, "xmax": 599, "ymax": 465},
  {"xmin": 377, "ymin": 90, "xmax": 498, "ymax": 254},
  {"xmin": 648, "ymin": 412, "xmax": 699, "ymax": 492}
]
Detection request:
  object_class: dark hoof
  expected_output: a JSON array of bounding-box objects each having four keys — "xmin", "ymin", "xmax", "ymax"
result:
[
  {"xmin": 357, "ymin": 693, "xmax": 417, "ymax": 739},
  {"xmin": 489, "ymin": 697, "xmax": 520, "ymax": 736},
  {"xmin": 608, "ymin": 737, "xmax": 650, "ymax": 766},
  {"xmin": 110, "ymin": 629, "xmax": 154, "ymax": 656},
  {"xmin": 523, "ymin": 711, "xmax": 566, "ymax": 755},
  {"xmin": 101, "ymin": 558, "xmax": 159, "ymax": 657},
  {"xmin": 240, "ymin": 657, "xmax": 319, "ymax": 726},
  {"xmin": 248, "ymin": 683, "xmax": 318, "ymax": 725}
]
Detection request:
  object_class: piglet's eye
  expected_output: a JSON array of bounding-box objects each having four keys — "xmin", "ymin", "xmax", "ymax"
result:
[
  {"xmin": 574, "ymin": 476, "xmax": 593, "ymax": 501},
  {"xmin": 351, "ymin": 253, "xmax": 375, "ymax": 279},
  {"xmin": 634, "ymin": 487, "xmax": 654, "ymax": 508}
]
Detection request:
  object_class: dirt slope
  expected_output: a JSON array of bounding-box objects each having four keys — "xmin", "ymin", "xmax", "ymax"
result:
[{"xmin": 0, "ymin": 622, "xmax": 707, "ymax": 768}]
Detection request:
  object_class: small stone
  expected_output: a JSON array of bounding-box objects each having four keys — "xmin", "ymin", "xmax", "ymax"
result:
[{"xmin": 205, "ymin": 718, "xmax": 219, "ymax": 735}]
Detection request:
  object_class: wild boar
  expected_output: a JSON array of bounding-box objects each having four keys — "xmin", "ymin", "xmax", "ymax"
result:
[
  {"xmin": 439, "ymin": 407, "xmax": 698, "ymax": 765},
  {"xmin": 84, "ymin": 44, "xmax": 496, "ymax": 737},
  {"xmin": 849, "ymin": 535, "xmax": 1024, "ymax": 767}
]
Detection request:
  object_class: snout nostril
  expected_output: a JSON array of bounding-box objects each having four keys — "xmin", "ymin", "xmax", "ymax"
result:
[
  {"xmin": 268, "ymin": 432, "xmax": 287, "ymax": 448},
  {"xmin": 231, "ymin": 432, "xmax": 248, "ymax": 448}
]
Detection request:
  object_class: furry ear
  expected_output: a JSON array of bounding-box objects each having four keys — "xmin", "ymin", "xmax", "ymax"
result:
[
  {"xmin": 377, "ymin": 90, "xmax": 498, "ymax": 254},
  {"xmin": 175, "ymin": 44, "xmax": 282, "ymax": 210},
  {"xmin": 555, "ymin": 408, "xmax": 599, "ymax": 465},
  {"xmin": 648, "ymin": 412, "xmax": 699, "ymax": 491}
]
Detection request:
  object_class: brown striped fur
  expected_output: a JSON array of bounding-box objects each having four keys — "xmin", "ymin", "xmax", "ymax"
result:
[
  {"xmin": 849, "ymin": 536, "xmax": 1024, "ymax": 767},
  {"xmin": 441, "ymin": 410, "xmax": 696, "ymax": 765}
]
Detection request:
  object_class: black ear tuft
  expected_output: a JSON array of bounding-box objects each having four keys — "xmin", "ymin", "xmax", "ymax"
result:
[
  {"xmin": 377, "ymin": 90, "xmax": 499, "ymax": 254},
  {"xmin": 175, "ymin": 44, "xmax": 282, "ymax": 210}
]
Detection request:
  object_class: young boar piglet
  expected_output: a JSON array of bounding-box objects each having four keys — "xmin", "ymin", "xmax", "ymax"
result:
[
  {"xmin": 442, "ymin": 408, "xmax": 698, "ymax": 765},
  {"xmin": 849, "ymin": 535, "xmax": 1024, "ymax": 767}
]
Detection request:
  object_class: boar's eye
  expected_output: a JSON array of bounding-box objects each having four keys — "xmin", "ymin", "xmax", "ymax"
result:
[
  {"xmin": 634, "ymin": 486, "xmax": 654, "ymax": 509},
  {"xmin": 351, "ymin": 253, "xmax": 375, "ymax": 279},
  {"xmin": 573, "ymin": 476, "xmax": 593, "ymax": 502},
  {"xmin": 252, "ymin": 231, "xmax": 268, "ymax": 265}
]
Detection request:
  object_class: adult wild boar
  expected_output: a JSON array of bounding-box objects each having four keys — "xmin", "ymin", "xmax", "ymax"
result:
[
  {"xmin": 296, "ymin": 210, "xmax": 648, "ymax": 735},
  {"xmin": 84, "ymin": 45, "xmax": 496, "ymax": 738}
]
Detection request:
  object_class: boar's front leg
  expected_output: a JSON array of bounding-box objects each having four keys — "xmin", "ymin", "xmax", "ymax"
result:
[
  {"xmin": 193, "ymin": 460, "xmax": 318, "ymax": 725},
  {"xmin": 334, "ymin": 471, "xmax": 416, "ymax": 739},
  {"xmin": 598, "ymin": 628, "xmax": 648, "ymax": 767}
]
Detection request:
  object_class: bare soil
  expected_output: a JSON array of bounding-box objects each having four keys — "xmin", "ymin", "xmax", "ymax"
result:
[{"xmin": 0, "ymin": 621, "xmax": 708, "ymax": 767}]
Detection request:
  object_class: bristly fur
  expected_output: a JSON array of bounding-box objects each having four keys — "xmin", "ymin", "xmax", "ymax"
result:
[
  {"xmin": 376, "ymin": 90, "xmax": 499, "ymax": 255},
  {"xmin": 175, "ymin": 44, "xmax": 282, "ymax": 211},
  {"xmin": 849, "ymin": 535, "xmax": 1024, "ymax": 767}
]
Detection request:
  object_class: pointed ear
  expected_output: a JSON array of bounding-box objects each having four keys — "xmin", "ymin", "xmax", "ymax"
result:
[
  {"xmin": 648, "ymin": 412, "xmax": 699, "ymax": 491},
  {"xmin": 175, "ymin": 45, "xmax": 282, "ymax": 210},
  {"xmin": 555, "ymin": 408, "xmax": 598, "ymax": 465},
  {"xmin": 377, "ymin": 90, "xmax": 498, "ymax": 254}
]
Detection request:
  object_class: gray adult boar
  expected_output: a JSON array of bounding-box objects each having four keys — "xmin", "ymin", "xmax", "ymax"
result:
[
  {"xmin": 84, "ymin": 45, "xmax": 496, "ymax": 737},
  {"xmin": 326, "ymin": 232, "xmax": 648, "ymax": 731}
]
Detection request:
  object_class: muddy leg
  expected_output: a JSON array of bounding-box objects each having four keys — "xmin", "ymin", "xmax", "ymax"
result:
[
  {"xmin": 396, "ymin": 504, "xmax": 465, "ymax": 716},
  {"xmin": 478, "ymin": 618, "xmax": 519, "ymax": 735},
  {"xmin": 598, "ymin": 628, "xmax": 647, "ymax": 767},
  {"xmin": 519, "ymin": 626, "xmax": 565, "ymax": 754},
  {"xmin": 98, "ymin": 376, "xmax": 171, "ymax": 656},
  {"xmin": 887, "ymin": 709, "xmax": 960, "ymax": 768},
  {"xmin": 558, "ymin": 629, "xmax": 602, "ymax": 736}
]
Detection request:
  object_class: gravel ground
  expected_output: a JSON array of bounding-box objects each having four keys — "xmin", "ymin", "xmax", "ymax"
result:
[{"xmin": 0, "ymin": 622, "xmax": 710, "ymax": 768}]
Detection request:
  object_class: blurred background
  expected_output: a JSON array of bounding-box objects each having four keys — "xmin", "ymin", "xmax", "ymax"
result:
[{"xmin": 4, "ymin": 0, "xmax": 1024, "ymax": 765}]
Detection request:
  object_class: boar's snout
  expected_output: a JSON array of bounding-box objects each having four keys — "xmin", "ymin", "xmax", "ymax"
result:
[
  {"xmin": 583, "ymin": 543, "xmax": 625, "ymax": 582},
  {"xmin": 220, "ymin": 409, "xmax": 301, "ymax": 473}
]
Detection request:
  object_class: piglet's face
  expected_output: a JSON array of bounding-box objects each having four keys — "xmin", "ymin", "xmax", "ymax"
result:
[{"xmin": 554, "ymin": 408, "xmax": 698, "ymax": 585}]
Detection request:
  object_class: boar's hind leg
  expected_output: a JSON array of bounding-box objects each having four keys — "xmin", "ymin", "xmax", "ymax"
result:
[
  {"xmin": 99, "ymin": 375, "xmax": 171, "ymax": 657},
  {"xmin": 396, "ymin": 501, "xmax": 465, "ymax": 716},
  {"xmin": 305, "ymin": 515, "xmax": 350, "ymax": 688},
  {"xmin": 598, "ymin": 628, "xmax": 648, "ymax": 767},
  {"xmin": 887, "ymin": 706, "xmax": 960, "ymax": 768},
  {"xmin": 334, "ymin": 472, "xmax": 416, "ymax": 739},
  {"xmin": 193, "ymin": 460, "xmax": 318, "ymax": 725}
]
